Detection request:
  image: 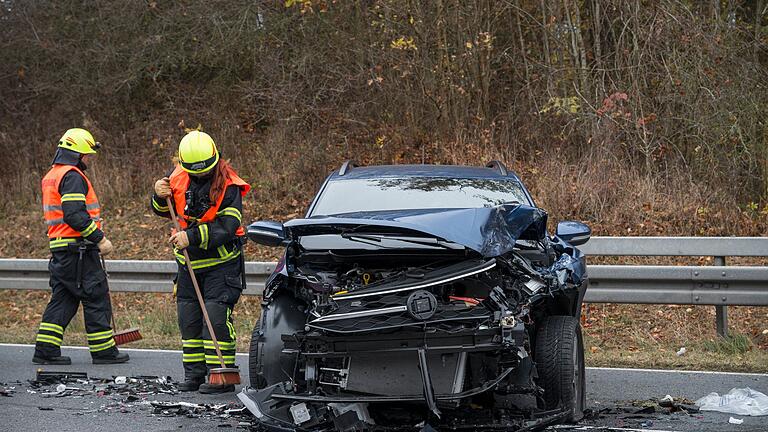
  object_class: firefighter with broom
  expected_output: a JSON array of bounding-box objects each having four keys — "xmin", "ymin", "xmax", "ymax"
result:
[
  {"xmin": 151, "ymin": 130, "xmax": 249, "ymax": 393},
  {"xmin": 34, "ymin": 128, "xmax": 129, "ymax": 365}
]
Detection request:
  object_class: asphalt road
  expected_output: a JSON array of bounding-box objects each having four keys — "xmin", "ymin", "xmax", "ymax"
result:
[{"xmin": 0, "ymin": 343, "xmax": 766, "ymax": 432}]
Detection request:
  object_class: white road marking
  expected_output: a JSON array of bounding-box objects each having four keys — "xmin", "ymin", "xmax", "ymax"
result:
[
  {"xmin": 2, "ymin": 343, "xmax": 766, "ymax": 376},
  {"xmin": 0, "ymin": 342, "xmax": 248, "ymax": 357},
  {"xmin": 549, "ymin": 426, "xmax": 680, "ymax": 432},
  {"xmin": 586, "ymin": 366, "xmax": 767, "ymax": 377}
]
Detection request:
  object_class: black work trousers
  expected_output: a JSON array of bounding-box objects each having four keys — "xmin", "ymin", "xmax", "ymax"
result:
[
  {"xmin": 176, "ymin": 258, "xmax": 243, "ymax": 380},
  {"xmin": 35, "ymin": 246, "xmax": 118, "ymax": 359}
]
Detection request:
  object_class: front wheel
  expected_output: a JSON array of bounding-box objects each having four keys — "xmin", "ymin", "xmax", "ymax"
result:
[{"xmin": 534, "ymin": 315, "xmax": 585, "ymax": 422}]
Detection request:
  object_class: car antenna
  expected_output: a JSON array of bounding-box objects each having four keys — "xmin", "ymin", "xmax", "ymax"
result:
[
  {"xmin": 338, "ymin": 160, "xmax": 358, "ymax": 176},
  {"xmin": 485, "ymin": 160, "xmax": 508, "ymax": 176}
]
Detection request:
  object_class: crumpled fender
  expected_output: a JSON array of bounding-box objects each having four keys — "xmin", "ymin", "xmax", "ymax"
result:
[{"xmin": 546, "ymin": 235, "xmax": 588, "ymax": 287}]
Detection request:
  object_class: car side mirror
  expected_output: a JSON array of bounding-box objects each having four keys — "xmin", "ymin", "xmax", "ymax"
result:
[
  {"xmin": 247, "ymin": 221, "xmax": 287, "ymax": 247},
  {"xmin": 556, "ymin": 221, "xmax": 591, "ymax": 246}
]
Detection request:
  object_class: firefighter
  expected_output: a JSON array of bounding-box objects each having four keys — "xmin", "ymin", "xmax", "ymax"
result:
[
  {"xmin": 34, "ymin": 128, "xmax": 129, "ymax": 365},
  {"xmin": 151, "ymin": 131, "xmax": 250, "ymax": 394}
]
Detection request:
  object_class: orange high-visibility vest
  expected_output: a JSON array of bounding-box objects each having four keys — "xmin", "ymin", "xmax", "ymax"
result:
[
  {"xmin": 42, "ymin": 164, "xmax": 101, "ymax": 238},
  {"xmin": 168, "ymin": 165, "xmax": 250, "ymax": 236}
]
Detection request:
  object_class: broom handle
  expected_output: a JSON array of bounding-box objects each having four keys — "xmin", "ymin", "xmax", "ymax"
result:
[
  {"xmin": 100, "ymin": 256, "xmax": 118, "ymax": 331},
  {"xmin": 166, "ymin": 197, "xmax": 227, "ymax": 369}
]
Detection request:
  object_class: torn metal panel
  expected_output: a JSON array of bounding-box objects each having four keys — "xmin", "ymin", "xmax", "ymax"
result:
[{"xmin": 284, "ymin": 203, "xmax": 548, "ymax": 257}]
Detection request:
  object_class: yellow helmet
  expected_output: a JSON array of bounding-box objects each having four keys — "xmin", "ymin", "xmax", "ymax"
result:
[
  {"xmin": 57, "ymin": 128, "xmax": 100, "ymax": 154},
  {"xmin": 178, "ymin": 131, "xmax": 219, "ymax": 174}
]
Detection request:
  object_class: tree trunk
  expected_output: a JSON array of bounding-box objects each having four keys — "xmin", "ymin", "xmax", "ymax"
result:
[{"xmin": 539, "ymin": 0, "xmax": 553, "ymax": 93}]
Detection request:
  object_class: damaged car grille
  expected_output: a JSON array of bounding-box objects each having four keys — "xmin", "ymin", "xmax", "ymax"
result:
[
  {"xmin": 308, "ymin": 304, "xmax": 491, "ymax": 333},
  {"xmin": 307, "ymin": 259, "xmax": 497, "ymax": 333}
]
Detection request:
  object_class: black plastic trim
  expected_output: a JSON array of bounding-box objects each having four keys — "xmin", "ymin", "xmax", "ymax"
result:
[{"xmin": 485, "ymin": 160, "xmax": 508, "ymax": 176}]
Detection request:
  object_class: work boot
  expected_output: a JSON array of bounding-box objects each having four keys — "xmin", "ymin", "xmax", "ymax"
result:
[
  {"xmin": 198, "ymin": 383, "xmax": 235, "ymax": 394},
  {"xmin": 32, "ymin": 355, "xmax": 71, "ymax": 365},
  {"xmin": 92, "ymin": 352, "xmax": 130, "ymax": 365},
  {"xmin": 178, "ymin": 377, "xmax": 206, "ymax": 392}
]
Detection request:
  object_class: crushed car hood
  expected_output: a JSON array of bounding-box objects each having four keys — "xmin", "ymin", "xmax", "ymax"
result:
[{"xmin": 285, "ymin": 203, "xmax": 548, "ymax": 257}]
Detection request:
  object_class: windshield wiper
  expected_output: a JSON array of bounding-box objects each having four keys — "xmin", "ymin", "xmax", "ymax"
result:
[{"xmin": 340, "ymin": 233, "xmax": 460, "ymax": 250}]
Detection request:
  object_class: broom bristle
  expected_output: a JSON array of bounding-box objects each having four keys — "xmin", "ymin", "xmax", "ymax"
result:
[
  {"xmin": 114, "ymin": 328, "xmax": 143, "ymax": 346},
  {"xmin": 208, "ymin": 367, "xmax": 241, "ymax": 385}
]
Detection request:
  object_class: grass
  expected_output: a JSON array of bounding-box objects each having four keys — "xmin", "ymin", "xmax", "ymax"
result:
[
  {"xmin": 702, "ymin": 334, "xmax": 752, "ymax": 355},
  {"xmin": 0, "ymin": 290, "xmax": 262, "ymax": 352},
  {"xmin": 2, "ymin": 290, "xmax": 767, "ymax": 372},
  {"xmin": 581, "ymin": 303, "xmax": 768, "ymax": 373}
]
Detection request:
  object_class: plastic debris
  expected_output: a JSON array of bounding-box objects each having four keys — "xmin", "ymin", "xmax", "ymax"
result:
[
  {"xmin": 35, "ymin": 370, "xmax": 87, "ymax": 382},
  {"xmin": 147, "ymin": 400, "xmax": 248, "ymax": 421},
  {"xmin": 23, "ymin": 375, "xmax": 252, "ymax": 426},
  {"xmin": 729, "ymin": 416, "xmax": 744, "ymax": 424},
  {"xmin": 28, "ymin": 374, "xmax": 179, "ymax": 397},
  {"xmin": 657, "ymin": 395, "xmax": 700, "ymax": 414},
  {"xmin": 696, "ymin": 388, "xmax": 768, "ymax": 416},
  {"xmin": 676, "ymin": 347, "xmax": 686, "ymax": 356}
]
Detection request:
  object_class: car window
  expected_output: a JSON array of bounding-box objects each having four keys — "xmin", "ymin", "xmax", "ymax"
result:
[{"xmin": 310, "ymin": 177, "xmax": 531, "ymax": 216}]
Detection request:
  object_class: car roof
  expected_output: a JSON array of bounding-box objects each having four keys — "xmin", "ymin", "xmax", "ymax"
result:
[{"xmin": 328, "ymin": 164, "xmax": 523, "ymax": 181}]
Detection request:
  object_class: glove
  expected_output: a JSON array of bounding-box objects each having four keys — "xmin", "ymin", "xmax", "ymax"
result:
[
  {"xmin": 98, "ymin": 237, "xmax": 114, "ymax": 256},
  {"xmin": 169, "ymin": 230, "xmax": 190, "ymax": 249},
  {"xmin": 154, "ymin": 177, "xmax": 171, "ymax": 198}
]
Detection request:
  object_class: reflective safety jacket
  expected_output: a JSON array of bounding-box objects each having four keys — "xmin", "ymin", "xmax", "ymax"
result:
[
  {"xmin": 42, "ymin": 164, "xmax": 104, "ymax": 250},
  {"xmin": 152, "ymin": 165, "xmax": 250, "ymax": 271}
]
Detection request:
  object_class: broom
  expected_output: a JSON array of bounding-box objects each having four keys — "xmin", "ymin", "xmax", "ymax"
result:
[
  {"xmin": 166, "ymin": 197, "xmax": 241, "ymax": 386},
  {"xmin": 100, "ymin": 256, "xmax": 143, "ymax": 345}
]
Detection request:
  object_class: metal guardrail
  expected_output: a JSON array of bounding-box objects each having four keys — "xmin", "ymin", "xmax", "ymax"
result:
[
  {"xmin": 0, "ymin": 236, "xmax": 765, "ymax": 334},
  {"xmin": 0, "ymin": 259, "xmax": 275, "ymax": 296},
  {"xmin": 580, "ymin": 236, "xmax": 768, "ymax": 257},
  {"xmin": 585, "ymin": 265, "xmax": 768, "ymax": 305},
  {"xmin": 581, "ymin": 236, "xmax": 768, "ymax": 336}
]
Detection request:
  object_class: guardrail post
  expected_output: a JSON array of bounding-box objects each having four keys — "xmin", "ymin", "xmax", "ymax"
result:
[{"xmin": 714, "ymin": 256, "xmax": 728, "ymax": 338}]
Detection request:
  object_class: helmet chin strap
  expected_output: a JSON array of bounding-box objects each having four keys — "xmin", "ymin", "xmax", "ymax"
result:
[{"xmin": 77, "ymin": 155, "xmax": 88, "ymax": 171}]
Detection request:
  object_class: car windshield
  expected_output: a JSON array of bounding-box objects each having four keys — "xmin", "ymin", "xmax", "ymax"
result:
[{"xmin": 310, "ymin": 177, "xmax": 530, "ymax": 215}]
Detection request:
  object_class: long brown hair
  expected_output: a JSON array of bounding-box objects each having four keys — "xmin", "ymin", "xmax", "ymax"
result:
[{"xmin": 209, "ymin": 158, "xmax": 232, "ymax": 204}]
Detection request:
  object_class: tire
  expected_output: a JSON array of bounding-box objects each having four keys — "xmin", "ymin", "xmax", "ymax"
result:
[
  {"xmin": 534, "ymin": 315, "xmax": 585, "ymax": 422},
  {"xmin": 248, "ymin": 294, "xmax": 307, "ymax": 388},
  {"xmin": 248, "ymin": 315, "xmax": 269, "ymax": 389}
]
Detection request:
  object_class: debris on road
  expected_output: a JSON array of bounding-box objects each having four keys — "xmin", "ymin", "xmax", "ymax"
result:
[
  {"xmin": 147, "ymin": 400, "xmax": 248, "ymax": 421},
  {"xmin": 657, "ymin": 395, "xmax": 699, "ymax": 414},
  {"xmin": 695, "ymin": 387, "xmax": 768, "ymax": 416},
  {"xmin": 578, "ymin": 395, "xmax": 708, "ymax": 430},
  {"xmin": 34, "ymin": 370, "xmax": 88, "ymax": 383},
  {"xmin": 728, "ymin": 416, "xmax": 744, "ymax": 424},
  {"xmin": 28, "ymin": 372, "xmax": 178, "ymax": 397},
  {"xmin": 0, "ymin": 383, "xmax": 15, "ymax": 397},
  {"xmin": 21, "ymin": 372, "xmax": 255, "ymax": 427}
]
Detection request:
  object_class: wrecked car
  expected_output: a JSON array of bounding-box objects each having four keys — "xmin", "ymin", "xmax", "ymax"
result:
[{"xmin": 239, "ymin": 161, "xmax": 590, "ymax": 431}]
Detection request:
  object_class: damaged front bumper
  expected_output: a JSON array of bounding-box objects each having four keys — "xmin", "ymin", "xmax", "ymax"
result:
[
  {"xmin": 238, "ymin": 383, "xmax": 571, "ymax": 432},
  {"xmin": 238, "ymin": 324, "xmax": 548, "ymax": 431}
]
